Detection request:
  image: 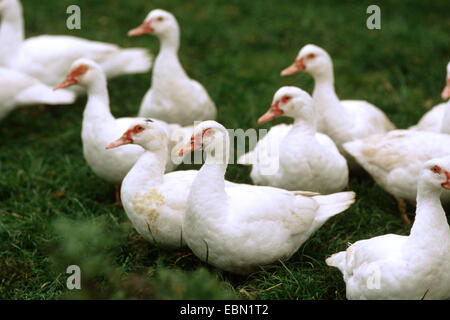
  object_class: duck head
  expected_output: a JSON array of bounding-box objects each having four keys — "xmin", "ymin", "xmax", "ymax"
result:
[
  {"xmin": 178, "ymin": 120, "xmax": 229, "ymax": 162},
  {"xmin": 106, "ymin": 119, "xmax": 168, "ymax": 151},
  {"xmin": 422, "ymin": 156, "xmax": 450, "ymax": 191},
  {"xmin": 128, "ymin": 9, "xmax": 179, "ymax": 39},
  {"xmin": 281, "ymin": 44, "xmax": 333, "ymax": 78},
  {"xmin": 0, "ymin": 0, "xmax": 19, "ymax": 14},
  {"xmin": 258, "ymin": 86, "xmax": 313, "ymax": 124},
  {"xmin": 54, "ymin": 59, "xmax": 103, "ymax": 90}
]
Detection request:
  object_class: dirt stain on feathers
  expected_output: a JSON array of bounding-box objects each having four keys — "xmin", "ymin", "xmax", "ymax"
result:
[{"xmin": 132, "ymin": 189, "xmax": 165, "ymax": 224}]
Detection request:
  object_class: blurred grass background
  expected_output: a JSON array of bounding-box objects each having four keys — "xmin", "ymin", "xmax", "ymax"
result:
[{"xmin": 0, "ymin": 0, "xmax": 449, "ymax": 299}]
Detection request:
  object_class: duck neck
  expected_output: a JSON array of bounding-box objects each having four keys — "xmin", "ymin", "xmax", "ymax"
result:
[
  {"xmin": 124, "ymin": 147, "xmax": 167, "ymax": 195},
  {"xmin": 312, "ymin": 68, "xmax": 340, "ymax": 108},
  {"xmin": 441, "ymin": 101, "xmax": 450, "ymax": 134},
  {"xmin": 190, "ymin": 151, "xmax": 228, "ymax": 216},
  {"xmin": 153, "ymin": 28, "xmax": 187, "ymax": 81},
  {"xmin": 0, "ymin": 1, "xmax": 24, "ymax": 65},
  {"xmin": 289, "ymin": 109, "xmax": 317, "ymax": 137},
  {"xmin": 311, "ymin": 67, "xmax": 350, "ymax": 131},
  {"xmin": 158, "ymin": 27, "xmax": 180, "ymax": 52},
  {"xmin": 409, "ymin": 181, "xmax": 449, "ymax": 244},
  {"xmin": 83, "ymin": 76, "xmax": 114, "ymax": 122}
]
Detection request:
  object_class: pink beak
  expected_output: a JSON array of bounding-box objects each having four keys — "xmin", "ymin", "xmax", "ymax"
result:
[
  {"xmin": 54, "ymin": 65, "xmax": 88, "ymax": 90},
  {"xmin": 106, "ymin": 133, "xmax": 133, "ymax": 149},
  {"xmin": 441, "ymin": 79, "xmax": 450, "ymax": 100},
  {"xmin": 281, "ymin": 57, "xmax": 305, "ymax": 76},
  {"xmin": 54, "ymin": 77, "xmax": 77, "ymax": 90},
  {"xmin": 178, "ymin": 133, "xmax": 203, "ymax": 156},
  {"xmin": 442, "ymin": 171, "xmax": 450, "ymax": 190},
  {"xmin": 128, "ymin": 21, "xmax": 153, "ymax": 36},
  {"xmin": 258, "ymin": 100, "xmax": 284, "ymax": 124}
]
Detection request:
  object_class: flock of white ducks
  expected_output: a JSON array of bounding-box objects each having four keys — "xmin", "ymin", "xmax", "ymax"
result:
[{"xmin": 1, "ymin": 0, "xmax": 450, "ymax": 300}]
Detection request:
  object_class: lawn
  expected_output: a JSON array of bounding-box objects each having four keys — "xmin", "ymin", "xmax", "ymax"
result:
[{"xmin": 0, "ymin": 0, "xmax": 449, "ymax": 299}]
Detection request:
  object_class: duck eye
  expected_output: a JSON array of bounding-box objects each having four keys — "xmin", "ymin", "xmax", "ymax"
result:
[
  {"xmin": 282, "ymin": 96, "xmax": 291, "ymax": 103},
  {"xmin": 203, "ymin": 128, "xmax": 213, "ymax": 137},
  {"xmin": 307, "ymin": 53, "xmax": 316, "ymax": 59},
  {"xmin": 431, "ymin": 165, "xmax": 441, "ymax": 174},
  {"xmin": 157, "ymin": 16, "xmax": 164, "ymax": 21},
  {"xmin": 133, "ymin": 125, "xmax": 145, "ymax": 133}
]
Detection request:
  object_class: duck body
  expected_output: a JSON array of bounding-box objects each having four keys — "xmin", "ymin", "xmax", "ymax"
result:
[
  {"xmin": 181, "ymin": 121, "xmax": 355, "ymax": 274},
  {"xmin": 10, "ymin": 36, "xmax": 151, "ymax": 92},
  {"xmin": 344, "ymin": 129, "xmax": 450, "ymax": 204},
  {"xmin": 411, "ymin": 62, "xmax": 450, "ymax": 134},
  {"xmin": 130, "ymin": 9, "xmax": 216, "ymax": 126},
  {"xmin": 410, "ymin": 102, "xmax": 449, "ymax": 134},
  {"xmin": 120, "ymin": 149, "xmax": 198, "ymax": 247},
  {"xmin": 313, "ymin": 95, "xmax": 395, "ymax": 148},
  {"xmin": 238, "ymin": 87, "xmax": 348, "ymax": 194},
  {"xmin": 0, "ymin": 0, "xmax": 152, "ymax": 94},
  {"xmin": 328, "ymin": 232, "xmax": 450, "ymax": 299},
  {"xmin": 310, "ymin": 79, "xmax": 395, "ymax": 172},
  {"xmin": 185, "ymin": 177, "xmax": 355, "ymax": 274},
  {"xmin": 327, "ymin": 157, "xmax": 450, "ymax": 299},
  {"xmin": 81, "ymin": 90, "xmax": 190, "ymax": 184},
  {"xmin": 139, "ymin": 50, "xmax": 216, "ymax": 125},
  {"xmin": 82, "ymin": 113, "xmax": 144, "ymax": 185},
  {"xmin": 0, "ymin": 67, "xmax": 75, "ymax": 120}
]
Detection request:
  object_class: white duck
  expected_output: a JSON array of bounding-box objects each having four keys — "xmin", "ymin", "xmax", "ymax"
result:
[
  {"xmin": 105, "ymin": 119, "xmax": 237, "ymax": 248},
  {"xmin": 0, "ymin": 0, "xmax": 152, "ymax": 94},
  {"xmin": 326, "ymin": 156, "xmax": 450, "ymax": 300},
  {"xmin": 128, "ymin": 9, "xmax": 216, "ymax": 126},
  {"xmin": 0, "ymin": 66, "xmax": 75, "ymax": 120},
  {"xmin": 343, "ymin": 130, "xmax": 450, "ymax": 224},
  {"xmin": 411, "ymin": 61, "xmax": 450, "ymax": 134},
  {"xmin": 281, "ymin": 44, "xmax": 395, "ymax": 169},
  {"xmin": 178, "ymin": 120, "xmax": 355, "ymax": 274},
  {"xmin": 54, "ymin": 59, "xmax": 191, "ymax": 198},
  {"xmin": 238, "ymin": 86, "xmax": 348, "ymax": 194}
]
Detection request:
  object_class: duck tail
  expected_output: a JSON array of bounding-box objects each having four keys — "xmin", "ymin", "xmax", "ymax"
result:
[
  {"xmin": 102, "ymin": 48, "xmax": 153, "ymax": 78},
  {"xmin": 312, "ymin": 191, "xmax": 355, "ymax": 225},
  {"xmin": 237, "ymin": 151, "xmax": 254, "ymax": 165},
  {"xmin": 16, "ymin": 83, "xmax": 76, "ymax": 106},
  {"xmin": 326, "ymin": 251, "xmax": 346, "ymax": 272}
]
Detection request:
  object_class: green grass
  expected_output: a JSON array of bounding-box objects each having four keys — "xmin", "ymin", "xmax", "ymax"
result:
[{"xmin": 0, "ymin": 0, "xmax": 449, "ymax": 299}]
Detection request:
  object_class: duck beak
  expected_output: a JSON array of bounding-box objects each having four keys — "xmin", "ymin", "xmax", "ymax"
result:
[
  {"xmin": 258, "ymin": 100, "xmax": 284, "ymax": 124},
  {"xmin": 106, "ymin": 132, "xmax": 133, "ymax": 149},
  {"xmin": 178, "ymin": 133, "xmax": 203, "ymax": 156},
  {"xmin": 281, "ymin": 57, "xmax": 305, "ymax": 76},
  {"xmin": 54, "ymin": 65, "xmax": 88, "ymax": 90},
  {"xmin": 128, "ymin": 21, "xmax": 153, "ymax": 36},
  {"xmin": 54, "ymin": 76, "xmax": 77, "ymax": 90},
  {"xmin": 441, "ymin": 79, "xmax": 450, "ymax": 100},
  {"xmin": 442, "ymin": 171, "xmax": 450, "ymax": 190}
]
